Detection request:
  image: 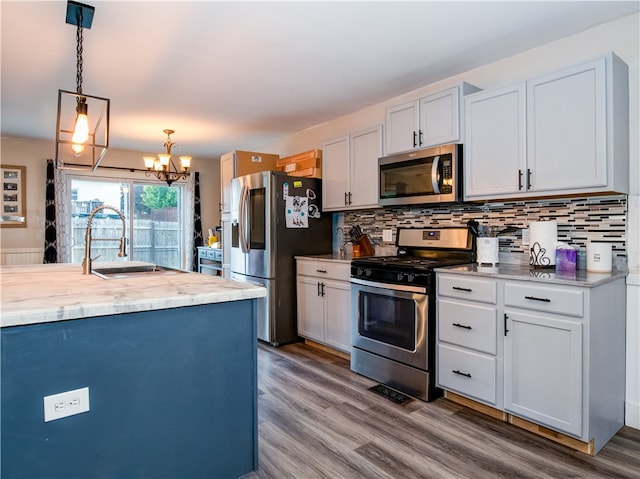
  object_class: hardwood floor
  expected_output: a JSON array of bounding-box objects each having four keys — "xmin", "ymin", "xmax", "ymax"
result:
[{"xmin": 243, "ymin": 342, "xmax": 640, "ymax": 479}]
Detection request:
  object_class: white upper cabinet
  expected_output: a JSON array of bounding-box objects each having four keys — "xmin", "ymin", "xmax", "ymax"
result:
[
  {"xmin": 322, "ymin": 135, "xmax": 350, "ymax": 211},
  {"xmin": 464, "ymin": 53, "xmax": 629, "ymax": 201},
  {"xmin": 464, "ymin": 84, "xmax": 527, "ymax": 198},
  {"xmin": 385, "ymin": 83, "xmax": 480, "ymax": 155},
  {"xmin": 527, "ymin": 59, "xmax": 607, "ymax": 193},
  {"xmin": 385, "ymin": 101, "xmax": 419, "ymax": 155},
  {"xmin": 322, "ymin": 124, "xmax": 382, "ymax": 211},
  {"xmin": 349, "ymin": 125, "xmax": 382, "ymax": 209}
]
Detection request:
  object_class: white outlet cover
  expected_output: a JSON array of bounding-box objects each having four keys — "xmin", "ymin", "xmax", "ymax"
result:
[
  {"xmin": 382, "ymin": 229, "xmax": 393, "ymax": 242},
  {"xmin": 522, "ymin": 228, "xmax": 530, "ymax": 246},
  {"xmin": 44, "ymin": 387, "xmax": 90, "ymax": 422}
]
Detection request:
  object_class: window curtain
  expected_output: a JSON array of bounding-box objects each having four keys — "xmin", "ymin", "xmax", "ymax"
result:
[
  {"xmin": 184, "ymin": 172, "xmax": 198, "ymax": 272},
  {"xmin": 54, "ymin": 165, "xmax": 72, "ymax": 263},
  {"xmin": 43, "ymin": 159, "xmax": 71, "ymax": 263},
  {"xmin": 43, "ymin": 160, "xmax": 57, "ymax": 263},
  {"xmin": 191, "ymin": 171, "xmax": 204, "ymax": 271}
]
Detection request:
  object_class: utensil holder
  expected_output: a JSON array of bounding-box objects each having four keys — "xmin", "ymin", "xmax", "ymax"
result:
[{"xmin": 357, "ymin": 235, "xmax": 375, "ymax": 257}]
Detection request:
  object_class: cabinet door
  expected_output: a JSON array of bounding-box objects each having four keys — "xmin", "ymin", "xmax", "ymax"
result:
[
  {"xmin": 296, "ymin": 276, "xmax": 325, "ymax": 342},
  {"xmin": 220, "ymin": 152, "xmax": 235, "ymax": 213},
  {"xmin": 322, "ymin": 136, "xmax": 350, "ymax": 211},
  {"xmin": 527, "ymin": 58, "xmax": 606, "ymax": 193},
  {"xmin": 323, "ymin": 279, "xmax": 352, "ymax": 353},
  {"xmin": 385, "ymin": 100, "xmax": 419, "ymax": 155},
  {"xmin": 349, "ymin": 125, "xmax": 382, "ymax": 210},
  {"xmin": 420, "ymin": 86, "xmax": 460, "ymax": 148},
  {"xmin": 464, "ymin": 84, "xmax": 526, "ymax": 200},
  {"xmin": 504, "ymin": 310, "xmax": 583, "ymax": 437}
]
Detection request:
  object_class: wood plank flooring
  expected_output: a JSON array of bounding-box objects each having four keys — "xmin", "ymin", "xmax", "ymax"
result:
[{"xmin": 243, "ymin": 342, "xmax": 640, "ymax": 479}]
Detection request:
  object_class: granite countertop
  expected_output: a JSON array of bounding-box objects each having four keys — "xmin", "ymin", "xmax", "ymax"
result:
[
  {"xmin": 295, "ymin": 253, "xmax": 353, "ymax": 264},
  {"xmin": 435, "ymin": 263, "xmax": 628, "ymax": 287},
  {"xmin": 0, "ymin": 262, "xmax": 266, "ymax": 328}
]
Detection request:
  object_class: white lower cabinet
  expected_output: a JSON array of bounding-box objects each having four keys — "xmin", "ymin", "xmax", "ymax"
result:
[
  {"xmin": 437, "ymin": 275, "xmax": 500, "ymax": 407},
  {"xmin": 504, "ymin": 311, "xmax": 583, "ymax": 437},
  {"xmin": 296, "ymin": 258, "xmax": 351, "ymax": 353},
  {"xmin": 437, "ymin": 271, "xmax": 626, "ymax": 454}
]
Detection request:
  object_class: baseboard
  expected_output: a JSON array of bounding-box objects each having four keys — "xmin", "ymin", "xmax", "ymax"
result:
[{"xmin": 625, "ymin": 399, "xmax": 640, "ymax": 430}]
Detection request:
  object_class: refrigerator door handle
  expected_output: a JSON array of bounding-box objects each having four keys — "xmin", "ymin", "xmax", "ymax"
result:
[{"xmin": 238, "ymin": 185, "xmax": 250, "ymax": 253}]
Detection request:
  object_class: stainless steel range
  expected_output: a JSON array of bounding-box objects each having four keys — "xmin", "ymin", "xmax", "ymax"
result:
[{"xmin": 350, "ymin": 226, "xmax": 476, "ymax": 401}]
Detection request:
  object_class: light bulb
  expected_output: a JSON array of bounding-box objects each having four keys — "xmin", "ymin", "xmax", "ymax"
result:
[
  {"xmin": 143, "ymin": 156, "xmax": 156, "ymax": 169},
  {"xmin": 72, "ymin": 101, "xmax": 89, "ymax": 144},
  {"xmin": 158, "ymin": 154, "xmax": 171, "ymax": 167},
  {"xmin": 179, "ymin": 156, "xmax": 192, "ymax": 170},
  {"xmin": 72, "ymin": 143, "xmax": 85, "ymax": 156}
]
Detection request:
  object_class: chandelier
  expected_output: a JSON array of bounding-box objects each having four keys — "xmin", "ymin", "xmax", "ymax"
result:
[
  {"xmin": 143, "ymin": 129, "xmax": 192, "ymax": 186},
  {"xmin": 55, "ymin": 0, "xmax": 110, "ymax": 171}
]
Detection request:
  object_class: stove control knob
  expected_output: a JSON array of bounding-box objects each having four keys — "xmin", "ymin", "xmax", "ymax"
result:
[
  {"xmin": 356, "ymin": 268, "xmax": 364, "ymax": 276},
  {"xmin": 396, "ymin": 272, "xmax": 405, "ymax": 282},
  {"xmin": 407, "ymin": 274, "xmax": 415, "ymax": 283},
  {"xmin": 365, "ymin": 268, "xmax": 373, "ymax": 277}
]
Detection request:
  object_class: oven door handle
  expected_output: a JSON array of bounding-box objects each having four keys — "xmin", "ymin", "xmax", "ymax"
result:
[{"xmin": 350, "ymin": 277, "xmax": 428, "ymax": 294}]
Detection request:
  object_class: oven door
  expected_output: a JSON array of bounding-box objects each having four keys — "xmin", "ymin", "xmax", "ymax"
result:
[{"xmin": 351, "ymin": 278, "xmax": 428, "ymax": 370}]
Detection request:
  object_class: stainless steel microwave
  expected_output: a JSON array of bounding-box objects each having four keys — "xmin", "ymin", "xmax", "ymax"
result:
[{"xmin": 378, "ymin": 143, "xmax": 462, "ymax": 206}]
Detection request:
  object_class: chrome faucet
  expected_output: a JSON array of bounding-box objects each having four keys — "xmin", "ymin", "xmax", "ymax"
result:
[{"xmin": 82, "ymin": 205, "xmax": 127, "ymax": 274}]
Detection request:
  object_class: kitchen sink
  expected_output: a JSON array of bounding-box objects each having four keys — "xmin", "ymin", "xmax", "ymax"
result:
[{"xmin": 92, "ymin": 264, "xmax": 188, "ymax": 280}]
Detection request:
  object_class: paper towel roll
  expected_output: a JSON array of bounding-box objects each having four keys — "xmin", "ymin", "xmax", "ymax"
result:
[
  {"xmin": 587, "ymin": 242, "xmax": 612, "ymax": 272},
  {"xmin": 529, "ymin": 220, "xmax": 557, "ymax": 267}
]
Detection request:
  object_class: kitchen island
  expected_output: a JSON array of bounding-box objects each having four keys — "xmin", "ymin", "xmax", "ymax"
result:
[{"xmin": 1, "ymin": 263, "xmax": 266, "ymax": 478}]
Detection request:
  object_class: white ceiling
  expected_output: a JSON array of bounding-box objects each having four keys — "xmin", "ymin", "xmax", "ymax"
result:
[{"xmin": 1, "ymin": 1, "xmax": 638, "ymax": 160}]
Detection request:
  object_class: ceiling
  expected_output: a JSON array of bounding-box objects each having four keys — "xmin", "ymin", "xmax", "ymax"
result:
[{"xmin": 1, "ymin": 1, "xmax": 638, "ymax": 160}]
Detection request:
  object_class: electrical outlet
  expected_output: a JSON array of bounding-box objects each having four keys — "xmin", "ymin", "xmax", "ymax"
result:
[
  {"xmin": 522, "ymin": 228, "xmax": 530, "ymax": 246},
  {"xmin": 44, "ymin": 387, "xmax": 90, "ymax": 422},
  {"xmin": 382, "ymin": 229, "xmax": 393, "ymax": 242}
]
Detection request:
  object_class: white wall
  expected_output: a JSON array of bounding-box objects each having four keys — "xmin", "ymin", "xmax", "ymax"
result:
[
  {"xmin": 259, "ymin": 13, "xmax": 640, "ymax": 429},
  {"xmin": 0, "ymin": 136, "xmax": 221, "ymax": 252}
]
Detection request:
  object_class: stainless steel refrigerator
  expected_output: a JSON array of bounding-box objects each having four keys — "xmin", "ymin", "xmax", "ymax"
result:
[{"xmin": 230, "ymin": 171, "xmax": 332, "ymax": 345}]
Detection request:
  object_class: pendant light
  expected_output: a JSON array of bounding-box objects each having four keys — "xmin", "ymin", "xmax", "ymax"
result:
[
  {"xmin": 143, "ymin": 129, "xmax": 192, "ymax": 186},
  {"xmin": 55, "ymin": 0, "xmax": 110, "ymax": 171}
]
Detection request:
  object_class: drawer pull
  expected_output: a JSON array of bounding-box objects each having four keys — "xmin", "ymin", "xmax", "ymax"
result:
[
  {"xmin": 452, "ymin": 323, "xmax": 472, "ymax": 330},
  {"xmin": 316, "ymin": 269, "xmax": 327, "ymax": 273},
  {"xmin": 452, "ymin": 369, "xmax": 472, "ymax": 378},
  {"xmin": 524, "ymin": 295, "xmax": 551, "ymax": 303},
  {"xmin": 452, "ymin": 286, "xmax": 472, "ymax": 292}
]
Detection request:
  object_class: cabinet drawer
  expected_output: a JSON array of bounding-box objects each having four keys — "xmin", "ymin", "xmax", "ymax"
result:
[
  {"xmin": 504, "ymin": 282, "xmax": 584, "ymax": 317},
  {"xmin": 438, "ymin": 344, "xmax": 496, "ymax": 405},
  {"xmin": 297, "ymin": 259, "xmax": 350, "ymax": 281},
  {"xmin": 438, "ymin": 274, "xmax": 497, "ymax": 304},
  {"xmin": 438, "ymin": 299, "xmax": 497, "ymax": 354}
]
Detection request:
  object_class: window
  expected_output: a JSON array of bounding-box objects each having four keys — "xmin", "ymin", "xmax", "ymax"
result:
[{"xmin": 70, "ymin": 177, "xmax": 186, "ymax": 269}]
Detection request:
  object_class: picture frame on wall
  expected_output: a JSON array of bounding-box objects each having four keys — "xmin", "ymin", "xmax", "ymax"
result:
[{"xmin": 0, "ymin": 165, "xmax": 26, "ymax": 228}]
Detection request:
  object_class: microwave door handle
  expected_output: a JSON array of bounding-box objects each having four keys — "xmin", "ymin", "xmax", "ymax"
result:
[
  {"xmin": 431, "ymin": 155, "xmax": 441, "ymax": 194},
  {"xmin": 238, "ymin": 185, "xmax": 250, "ymax": 253}
]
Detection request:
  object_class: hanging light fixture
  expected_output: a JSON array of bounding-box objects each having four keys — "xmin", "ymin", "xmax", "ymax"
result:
[
  {"xmin": 55, "ymin": 0, "xmax": 110, "ymax": 171},
  {"xmin": 143, "ymin": 129, "xmax": 192, "ymax": 186}
]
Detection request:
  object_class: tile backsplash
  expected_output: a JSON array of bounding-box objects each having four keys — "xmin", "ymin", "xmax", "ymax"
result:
[{"xmin": 339, "ymin": 195, "xmax": 627, "ymax": 267}]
